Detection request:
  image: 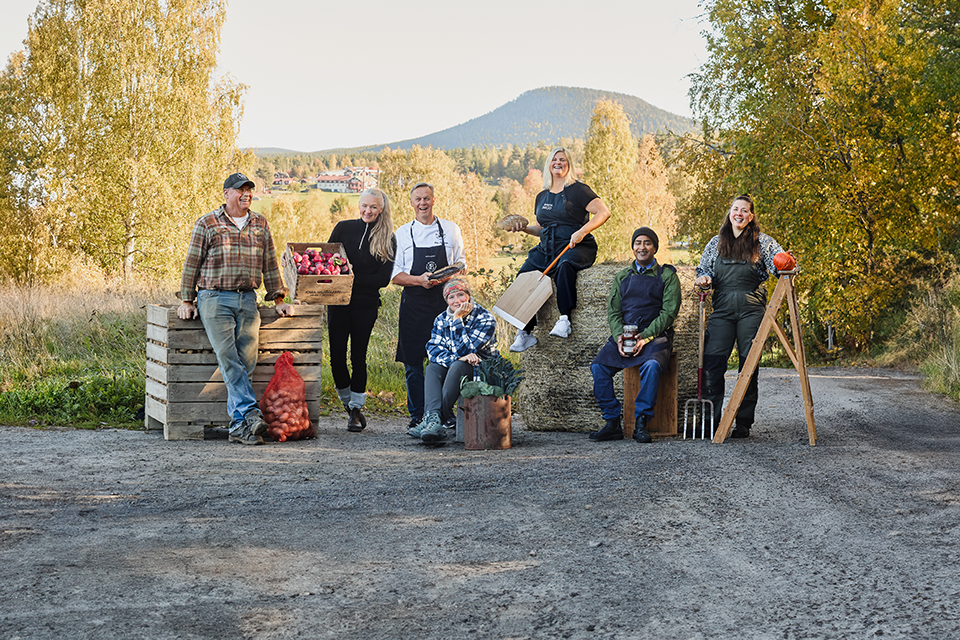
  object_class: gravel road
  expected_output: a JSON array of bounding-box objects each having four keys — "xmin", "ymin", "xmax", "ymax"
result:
[{"xmin": 2, "ymin": 366, "xmax": 959, "ymax": 640}]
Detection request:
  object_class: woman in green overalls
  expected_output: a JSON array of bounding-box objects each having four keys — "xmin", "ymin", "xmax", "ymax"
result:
[{"xmin": 695, "ymin": 195, "xmax": 785, "ymax": 438}]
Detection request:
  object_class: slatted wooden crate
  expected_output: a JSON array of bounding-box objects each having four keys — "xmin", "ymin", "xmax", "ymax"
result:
[
  {"xmin": 282, "ymin": 242, "xmax": 354, "ymax": 304},
  {"xmin": 145, "ymin": 304, "xmax": 325, "ymax": 440}
]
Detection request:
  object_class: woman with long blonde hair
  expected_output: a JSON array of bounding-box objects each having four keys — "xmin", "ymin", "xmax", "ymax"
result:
[
  {"xmin": 505, "ymin": 146, "xmax": 611, "ymax": 350},
  {"xmin": 327, "ymin": 188, "xmax": 396, "ymax": 432}
]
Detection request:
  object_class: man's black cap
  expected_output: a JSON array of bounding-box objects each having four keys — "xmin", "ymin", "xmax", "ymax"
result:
[{"xmin": 223, "ymin": 173, "xmax": 255, "ymax": 190}]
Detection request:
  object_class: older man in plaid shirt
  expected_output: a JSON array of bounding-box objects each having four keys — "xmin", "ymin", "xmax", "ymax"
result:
[
  {"xmin": 177, "ymin": 173, "xmax": 292, "ymax": 445},
  {"xmin": 409, "ymin": 277, "xmax": 497, "ymax": 443}
]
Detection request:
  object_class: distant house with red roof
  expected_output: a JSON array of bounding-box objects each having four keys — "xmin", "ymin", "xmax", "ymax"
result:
[
  {"xmin": 272, "ymin": 171, "xmax": 295, "ymax": 186},
  {"xmin": 315, "ymin": 174, "xmax": 363, "ymax": 193}
]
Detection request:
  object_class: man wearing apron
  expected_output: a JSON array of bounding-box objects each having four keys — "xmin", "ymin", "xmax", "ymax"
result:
[
  {"xmin": 588, "ymin": 227, "xmax": 681, "ymax": 443},
  {"xmin": 391, "ymin": 182, "xmax": 467, "ymax": 430}
]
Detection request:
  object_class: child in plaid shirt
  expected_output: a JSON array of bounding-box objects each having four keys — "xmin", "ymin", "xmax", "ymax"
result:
[{"xmin": 409, "ymin": 278, "xmax": 497, "ymax": 443}]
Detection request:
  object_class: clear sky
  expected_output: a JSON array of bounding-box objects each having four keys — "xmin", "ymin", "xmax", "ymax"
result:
[{"xmin": 1, "ymin": 0, "xmax": 710, "ymax": 153}]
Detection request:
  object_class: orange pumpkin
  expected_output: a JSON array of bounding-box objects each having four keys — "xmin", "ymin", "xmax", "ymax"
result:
[{"xmin": 773, "ymin": 252, "xmax": 796, "ymax": 271}]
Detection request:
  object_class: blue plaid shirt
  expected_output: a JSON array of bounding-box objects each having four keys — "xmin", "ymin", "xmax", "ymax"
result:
[{"xmin": 426, "ymin": 303, "xmax": 498, "ymax": 367}]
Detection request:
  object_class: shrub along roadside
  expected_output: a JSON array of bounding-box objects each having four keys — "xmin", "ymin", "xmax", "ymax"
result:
[
  {"xmin": 904, "ymin": 271, "xmax": 960, "ymax": 401},
  {"xmin": 0, "ymin": 281, "xmax": 410, "ymax": 428}
]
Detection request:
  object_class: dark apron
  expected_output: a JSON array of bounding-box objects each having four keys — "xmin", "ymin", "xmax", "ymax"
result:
[
  {"xmin": 592, "ymin": 265, "xmax": 673, "ymax": 370},
  {"xmin": 704, "ymin": 257, "xmax": 767, "ymax": 358},
  {"xmin": 702, "ymin": 257, "xmax": 767, "ymax": 427},
  {"xmin": 395, "ymin": 222, "xmax": 449, "ymax": 365},
  {"xmin": 519, "ymin": 190, "xmax": 599, "ymax": 275}
]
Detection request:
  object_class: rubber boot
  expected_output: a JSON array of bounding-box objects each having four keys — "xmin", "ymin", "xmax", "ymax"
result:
[{"xmin": 589, "ymin": 416, "xmax": 623, "ymax": 441}]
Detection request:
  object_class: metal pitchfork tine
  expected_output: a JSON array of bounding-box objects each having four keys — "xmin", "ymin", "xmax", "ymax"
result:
[{"xmin": 684, "ymin": 285, "xmax": 714, "ymax": 440}]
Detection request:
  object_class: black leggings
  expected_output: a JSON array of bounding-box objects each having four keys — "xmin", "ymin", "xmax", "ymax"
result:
[
  {"xmin": 519, "ymin": 258, "xmax": 580, "ymax": 332},
  {"xmin": 328, "ymin": 302, "xmax": 380, "ymax": 393}
]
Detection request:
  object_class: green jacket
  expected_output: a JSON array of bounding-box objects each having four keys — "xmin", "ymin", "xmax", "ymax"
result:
[{"xmin": 607, "ymin": 261, "xmax": 681, "ymax": 340}]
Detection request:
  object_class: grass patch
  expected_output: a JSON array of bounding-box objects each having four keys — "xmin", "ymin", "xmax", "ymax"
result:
[
  {"xmin": 0, "ymin": 279, "xmax": 176, "ymax": 428},
  {"xmin": 320, "ymin": 285, "xmax": 409, "ymax": 418},
  {"xmin": 0, "ymin": 264, "xmax": 524, "ymax": 428},
  {"xmin": 255, "ymin": 190, "xmax": 358, "ymax": 215}
]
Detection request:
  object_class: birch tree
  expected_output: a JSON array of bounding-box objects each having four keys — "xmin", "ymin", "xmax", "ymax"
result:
[
  {"xmin": 379, "ymin": 145, "xmax": 500, "ymax": 270},
  {"xmin": 583, "ymin": 100, "xmax": 676, "ymax": 261},
  {"xmin": 0, "ymin": 0, "xmax": 244, "ymax": 282}
]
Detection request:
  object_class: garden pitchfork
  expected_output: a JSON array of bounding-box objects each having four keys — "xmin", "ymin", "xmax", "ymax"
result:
[{"xmin": 683, "ymin": 286, "xmax": 714, "ymax": 439}]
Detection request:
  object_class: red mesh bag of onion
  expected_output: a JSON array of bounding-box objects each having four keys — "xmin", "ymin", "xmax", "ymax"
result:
[{"xmin": 259, "ymin": 351, "xmax": 315, "ymax": 442}]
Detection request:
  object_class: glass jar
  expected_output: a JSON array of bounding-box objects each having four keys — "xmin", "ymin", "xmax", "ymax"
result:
[{"xmin": 622, "ymin": 325, "xmax": 639, "ymax": 355}]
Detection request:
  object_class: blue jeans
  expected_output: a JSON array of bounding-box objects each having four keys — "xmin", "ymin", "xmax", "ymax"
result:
[
  {"xmin": 591, "ymin": 360, "xmax": 663, "ymax": 421},
  {"xmin": 197, "ymin": 290, "xmax": 261, "ymax": 432},
  {"xmin": 404, "ymin": 361, "xmax": 426, "ymax": 420}
]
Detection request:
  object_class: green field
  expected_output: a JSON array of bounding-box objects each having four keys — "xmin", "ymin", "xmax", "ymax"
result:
[{"xmin": 254, "ymin": 189, "xmax": 358, "ymax": 214}]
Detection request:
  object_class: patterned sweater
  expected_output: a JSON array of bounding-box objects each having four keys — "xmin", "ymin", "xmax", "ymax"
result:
[{"xmin": 695, "ymin": 233, "xmax": 786, "ymax": 282}]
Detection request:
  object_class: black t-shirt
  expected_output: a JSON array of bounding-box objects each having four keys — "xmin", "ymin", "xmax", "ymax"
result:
[{"xmin": 534, "ymin": 182, "xmax": 599, "ymax": 228}]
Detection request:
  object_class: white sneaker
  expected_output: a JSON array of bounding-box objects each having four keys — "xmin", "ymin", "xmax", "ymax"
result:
[
  {"xmin": 509, "ymin": 329, "xmax": 538, "ymax": 352},
  {"xmin": 549, "ymin": 315, "xmax": 572, "ymax": 338}
]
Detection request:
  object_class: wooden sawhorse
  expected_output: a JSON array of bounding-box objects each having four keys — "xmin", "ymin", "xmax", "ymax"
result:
[{"xmin": 712, "ymin": 271, "xmax": 817, "ymax": 445}]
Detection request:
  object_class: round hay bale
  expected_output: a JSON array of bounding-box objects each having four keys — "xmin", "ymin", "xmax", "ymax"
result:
[{"xmin": 518, "ymin": 262, "xmax": 706, "ymax": 432}]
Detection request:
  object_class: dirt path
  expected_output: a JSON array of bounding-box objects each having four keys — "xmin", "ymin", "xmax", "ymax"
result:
[{"xmin": 2, "ymin": 366, "xmax": 960, "ymax": 639}]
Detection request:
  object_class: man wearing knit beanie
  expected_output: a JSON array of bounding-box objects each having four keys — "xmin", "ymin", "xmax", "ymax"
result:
[
  {"xmin": 632, "ymin": 226, "xmax": 659, "ymax": 251},
  {"xmin": 588, "ymin": 227, "xmax": 680, "ymax": 443}
]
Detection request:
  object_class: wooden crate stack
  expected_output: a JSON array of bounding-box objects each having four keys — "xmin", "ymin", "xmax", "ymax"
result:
[{"xmin": 145, "ymin": 304, "xmax": 324, "ymax": 440}]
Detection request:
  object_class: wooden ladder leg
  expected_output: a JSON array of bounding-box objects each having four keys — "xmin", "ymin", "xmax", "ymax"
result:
[{"xmin": 785, "ymin": 276, "xmax": 817, "ymax": 445}]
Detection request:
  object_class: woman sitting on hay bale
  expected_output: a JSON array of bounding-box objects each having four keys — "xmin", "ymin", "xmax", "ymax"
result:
[{"xmin": 503, "ymin": 146, "xmax": 611, "ymax": 351}]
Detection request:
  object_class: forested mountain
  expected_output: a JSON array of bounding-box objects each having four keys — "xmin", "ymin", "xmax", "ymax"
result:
[
  {"xmin": 380, "ymin": 87, "xmax": 695, "ymax": 151},
  {"xmin": 251, "ymin": 86, "xmax": 695, "ymax": 156}
]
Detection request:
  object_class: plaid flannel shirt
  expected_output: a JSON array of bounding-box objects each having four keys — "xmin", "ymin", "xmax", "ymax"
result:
[
  {"xmin": 426, "ymin": 303, "xmax": 498, "ymax": 367},
  {"xmin": 179, "ymin": 206, "xmax": 288, "ymax": 303}
]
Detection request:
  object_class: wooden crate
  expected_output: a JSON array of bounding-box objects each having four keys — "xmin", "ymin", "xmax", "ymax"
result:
[
  {"xmin": 283, "ymin": 242, "xmax": 354, "ymax": 305},
  {"xmin": 145, "ymin": 304, "xmax": 325, "ymax": 441},
  {"xmin": 623, "ymin": 351, "xmax": 678, "ymax": 438}
]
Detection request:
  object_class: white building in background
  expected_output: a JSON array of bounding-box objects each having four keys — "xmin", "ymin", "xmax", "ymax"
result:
[
  {"xmin": 315, "ymin": 174, "xmax": 361, "ymax": 193},
  {"xmin": 350, "ymin": 167, "xmax": 380, "ymax": 190},
  {"xmin": 314, "ymin": 168, "xmax": 379, "ymax": 192}
]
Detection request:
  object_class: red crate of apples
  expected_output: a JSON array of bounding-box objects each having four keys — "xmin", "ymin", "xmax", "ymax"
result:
[{"xmin": 282, "ymin": 242, "xmax": 354, "ymax": 305}]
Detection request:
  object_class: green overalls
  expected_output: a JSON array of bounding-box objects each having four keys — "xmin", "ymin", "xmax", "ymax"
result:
[{"xmin": 703, "ymin": 257, "xmax": 768, "ymax": 430}]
